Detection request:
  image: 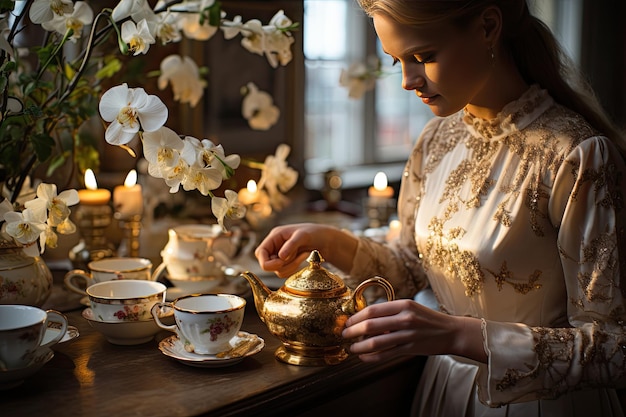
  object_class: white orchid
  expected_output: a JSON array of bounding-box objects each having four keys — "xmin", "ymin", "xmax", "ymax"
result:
[
  {"xmin": 121, "ymin": 19, "xmax": 156, "ymax": 55},
  {"xmin": 99, "ymin": 83, "xmax": 168, "ymax": 145},
  {"xmin": 234, "ymin": 10, "xmax": 295, "ymax": 68},
  {"xmin": 142, "ymin": 126, "xmax": 185, "ymax": 179},
  {"xmin": 2, "ymin": 206, "xmax": 46, "ymax": 257},
  {"xmin": 184, "ymin": 138, "xmax": 241, "ymax": 179},
  {"xmin": 211, "ymin": 190, "xmax": 246, "ymax": 231},
  {"xmin": 152, "ymin": 8, "xmax": 183, "ymax": 44},
  {"xmin": 182, "ymin": 17, "xmax": 218, "ymax": 40},
  {"xmin": 24, "ymin": 183, "xmax": 79, "ymax": 229},
  {"xmin": 29, "ymin": 0, "xmax": 74, "ymax": 24},
  {"xmin": 112, "ymin": 0, "xmax": 152, "ymax": 24},
  {"xmin": 158, "ymin": 55, "xmax": 206, "ymax": 107},
  {"xmin": 1, "ymin": 0, "xmax": 300, "ymax": 243},
  {"xmin": 0, "ymin": 182, "xmax": 79, "ymax": 255},
  {"xmin": 142, "ymin": 128, "xmax": 229, "ymax": 196},
  {"xmin": 339, "ymin": 55, "xmax": 382, "ymax": 99},
  {"xmin": 41, "ymin": 1, "xmax": 94, "ymax": 42},
  {"xmin": 257, "ymin": 144, "xmax": 298, "ymax": 210},
  {"xmin": 241, "ymin": 82, "xmax": 280, "ymax": 131},
  {"xmin": 162, "ymin": 156, "xmax": 190, "ymax": 194}
]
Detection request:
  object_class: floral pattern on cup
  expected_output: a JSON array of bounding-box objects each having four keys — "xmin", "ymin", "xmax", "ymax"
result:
[
  {"xmin": 152, "ymin": 294, "xmax": 246, "ymax": 355},
  {"xmin": 111, "ymin": 305, "xmax": 146, "ymax": 322},
  {"xmin": 203, "ymin": 315, "xmax": 239, "ymax": 342}
]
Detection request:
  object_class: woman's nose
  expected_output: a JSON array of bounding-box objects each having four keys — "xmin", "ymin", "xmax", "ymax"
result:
[{"xmin": 402, "ymin": 64, "xmax": 425, "ymax": 91}]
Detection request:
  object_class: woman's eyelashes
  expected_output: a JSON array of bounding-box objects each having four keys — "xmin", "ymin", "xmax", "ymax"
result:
[
  {"xmin": 390, "ymin": 54, "xmax": 434, "ymax": 66},
  {"xmin": 414, "ymin": 54, "xmax": 434, "ymax": 64}
]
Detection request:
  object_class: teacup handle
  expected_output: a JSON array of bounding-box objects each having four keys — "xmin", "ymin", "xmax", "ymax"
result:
[
  {"xmin": 151, "ymin": 262, "xmax": 168, "ymax": 282},
  {"xmin": 40, "ymin": 310, "xmax": 69, "ymax": 349},
  {"xmin": 63, "ymin": 270, "xmax": 93, "ymax": 296},
  {"xmin": 342, "ymin": 276, "xmax": 396, "ymax": 316},
  {"xmin": 151, "ymin": 303, "xmax": 177, "ymax": 333}
]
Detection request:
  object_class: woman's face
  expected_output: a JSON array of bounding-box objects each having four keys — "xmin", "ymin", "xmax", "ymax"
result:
[{"xmin": 373, "ymin": 12, "xmax": 493, "ymax": 117}]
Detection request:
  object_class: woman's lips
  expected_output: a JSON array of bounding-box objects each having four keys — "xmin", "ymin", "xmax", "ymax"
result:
[{"xmin": 420, "ymin": 94, "xmax": 438, "ymax": 105}]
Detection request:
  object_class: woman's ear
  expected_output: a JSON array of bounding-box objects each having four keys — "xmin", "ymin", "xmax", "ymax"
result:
[{"xmin": 480, "ymin": 5, "xmax": 502, "ymax": 46}]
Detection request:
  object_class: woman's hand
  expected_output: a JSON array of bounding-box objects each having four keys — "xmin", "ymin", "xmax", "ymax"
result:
[
  {"xmin": 342, "ymin": 299, "xmax": 487, "ymax": 363},
  {"xmin": 254, "ymin": 223, "xmax": 359, "ymax": 277}
]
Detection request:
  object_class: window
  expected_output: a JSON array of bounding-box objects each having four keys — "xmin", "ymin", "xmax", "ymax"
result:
[
  {"xmin": 303, "ymin": 0, "xmax": 582, "ymax": 189},
  {"xmin": 303, "ymin": 0, "xmax": 428, "ymax": 188}
]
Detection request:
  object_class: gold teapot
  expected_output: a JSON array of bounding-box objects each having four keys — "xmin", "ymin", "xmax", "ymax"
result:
[{"xmin": 241, "ymin": 250, "xmax": 395, "ymax": 366}]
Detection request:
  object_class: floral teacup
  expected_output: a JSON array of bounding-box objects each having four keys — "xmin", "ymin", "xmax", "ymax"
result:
[
  {"xmin": 86, "ymin": 280, "xmax": 166, "ymax": 323},
  {"xmin": 151, "ymin": 294, "xmax": 245, "ymax": 355}
]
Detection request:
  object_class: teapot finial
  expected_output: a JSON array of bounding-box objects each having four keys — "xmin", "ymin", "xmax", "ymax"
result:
[{"xmin": 306, "ymin": 250, "xmax": 324, "ymax": 266}]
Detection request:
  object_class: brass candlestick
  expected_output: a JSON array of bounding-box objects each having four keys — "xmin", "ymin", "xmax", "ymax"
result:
[
  {"xmin": 69, "ymin": 204, "xmax": 116, "ymax": 269},
  {"xmin": 115, "ymin": 213, "xmax": 142, "ymax": 258},
  {"xmin": 365, "ymin": 197, "xmax": 397, "ymax": 228}
]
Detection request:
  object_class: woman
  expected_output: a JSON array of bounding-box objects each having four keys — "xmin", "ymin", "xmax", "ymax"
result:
[{"xmin": 255, "ymin": 1, "xmax": 626, "ymax": 415}]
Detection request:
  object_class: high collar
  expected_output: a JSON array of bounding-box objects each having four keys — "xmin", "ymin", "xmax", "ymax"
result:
[{"xmin": 462, "ymin": 85, "xmax": 554, "ymax": 141}]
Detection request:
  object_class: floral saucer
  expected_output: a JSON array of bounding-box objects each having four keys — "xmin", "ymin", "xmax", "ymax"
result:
[
  {"xmin": 41, "ymin": 323, "xmax": 79, "ymax": 345},
  {"xmin": 158, "ymin": 331, "xmax": 264, "ymax": 368},
  {"xmin": 82, "ymin": 307, "xmax": 174, "ymax": 345},
  {"xmin": 0, "ymin": 347, "xmax": 54, "ymax": 390}
]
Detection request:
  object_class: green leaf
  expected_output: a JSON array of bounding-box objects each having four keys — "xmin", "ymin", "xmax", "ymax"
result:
[
  {"xmin": 46, "ymin": 153, "xmax": 68, "ymax": 177},
  {"xmin": 1, "ymin": 60, "xmax": 16, "ymax": 72},
  {"xmin": 208, "ymin": 1, "xmax": 222, "ymax": 27},
  {"xmin": 96, "ymin": 57, "xmax": 122, "ymax": 80},
  {"xmin": 30, "ymin": 132, "xmax": 55, "ymax": 163},
  {"xmin": 0, "ymin": 0, "xmax": 15, "ymax": 14}
]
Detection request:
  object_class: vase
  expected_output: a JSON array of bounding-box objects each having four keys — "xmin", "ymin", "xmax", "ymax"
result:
[{"xmin": 0, "ymin": 239, "xmax": 53, "ymax": 307}]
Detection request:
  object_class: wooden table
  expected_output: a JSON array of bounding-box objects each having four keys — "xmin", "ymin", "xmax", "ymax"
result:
[{"xmin": 1, "ymin": 287, "xmax": 425, "ymax": 417}]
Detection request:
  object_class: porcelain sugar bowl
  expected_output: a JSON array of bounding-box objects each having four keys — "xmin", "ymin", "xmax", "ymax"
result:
[{"xmin": 241, "ymin": 250, "xmax": 395, "ymax": 366}]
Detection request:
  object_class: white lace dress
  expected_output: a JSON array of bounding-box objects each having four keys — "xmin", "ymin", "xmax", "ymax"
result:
[{"xmin": 346, "ymin": 85, "xmax": 626, "ymax": 417}]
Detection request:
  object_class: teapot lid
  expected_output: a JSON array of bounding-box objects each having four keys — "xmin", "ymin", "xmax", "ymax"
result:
[{"xmin": 283, "ymin": 250, "xmax": 347, "ymax": 297}]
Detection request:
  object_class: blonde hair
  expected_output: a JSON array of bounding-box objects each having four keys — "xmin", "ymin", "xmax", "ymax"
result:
[{"xmin": 356, "ymin": 0, "xmax": 626, "ymax": 154}]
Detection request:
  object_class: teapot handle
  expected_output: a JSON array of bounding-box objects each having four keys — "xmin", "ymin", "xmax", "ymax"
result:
[{"xmin": 343, "ymin": 276, "xmax": 395, "ymax": 316}]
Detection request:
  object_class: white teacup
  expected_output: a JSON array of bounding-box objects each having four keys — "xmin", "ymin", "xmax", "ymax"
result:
[
  {"xmin": 151, "ymin": 294, "xmax": 246, "ymax": 355},
  {"xmin": 87, "ymin": 280, "xmax": 166, "ymax": 322},
  {"xmin": 0, "ymin": 305, "xmax": 68, "ymax": 370},
  {"xmin": 64, "ymin": 257, "xmax": 153, "ymax": 296}
]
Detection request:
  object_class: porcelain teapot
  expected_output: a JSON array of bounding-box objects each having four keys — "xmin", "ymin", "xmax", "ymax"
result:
[
  {"xmin": 153, "ymin": 223, "xmax": 255, "ymax": 281},
  {"xmin": 241, "ymin": 250, "xmax": 395, "ymax": 366}
]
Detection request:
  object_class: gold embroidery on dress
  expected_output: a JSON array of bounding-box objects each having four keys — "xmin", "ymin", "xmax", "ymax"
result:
[
  {"xmin": 486, "ymin": 261, "xmax": 542, "ymax": 294},
  {"xmin": 416, "ymin": 87, "xmax": 617, "ymax": 304}
]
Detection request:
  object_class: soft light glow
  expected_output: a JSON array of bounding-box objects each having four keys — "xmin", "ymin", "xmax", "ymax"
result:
[
  {"xmin": 247, "ymin": 179, "xmax": 257, "ymax": 193},
  {"xmin": 79, "ymin": 169, "xmax": 110, "ymax": 205},
  {"xmin": 124, "ymin": 169, "xmax": 138, "ymax": 187},
  {"xmin": 114, "ymin": 169, "xmax": 143, "ymax": 217},
  {"xmin": 84, "ymin": 168, "xmax": 98, "ymax": 190},
  {"xmin": 373, "ymin": 171, "xmax": 388, "ymax": 190}
]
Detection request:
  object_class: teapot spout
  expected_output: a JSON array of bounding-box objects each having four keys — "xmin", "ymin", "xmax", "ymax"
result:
[{"xmin": 240, "ymin": 271, "xmax": 272, "ymax": 323}]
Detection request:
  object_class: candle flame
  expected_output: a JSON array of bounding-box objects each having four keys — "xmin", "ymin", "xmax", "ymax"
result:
[
  {"xmin": 84, "ymin": 169, "xmax": 98, "ymax": 190},
  {"xmin": 247, "ymin": 179, "xmax": 257, "ymax": 193},
  {"xmin": 373, "ymin": 171, "xmax": 388, "ymax": 191},
  {"xmin": 124, "ymin": 169, "xmax": 138, "ymax": 187}
]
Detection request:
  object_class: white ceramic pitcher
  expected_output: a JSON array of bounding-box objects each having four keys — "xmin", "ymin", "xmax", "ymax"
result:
[{"xmin": 152, "ymin": 224, "xmax": 255, "ymax": 281}]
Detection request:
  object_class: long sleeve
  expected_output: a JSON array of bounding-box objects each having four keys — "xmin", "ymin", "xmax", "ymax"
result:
[{"xmin": 477, "ymin": 136, "xmax": 626, "ymax": 406}]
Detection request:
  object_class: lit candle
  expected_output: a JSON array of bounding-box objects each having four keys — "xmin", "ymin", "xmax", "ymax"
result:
[
  {"xmin": 238, "ymin": 179, "xmax": 260, "ymax": 205},
  {"xmin": 386, "ymin": 219, "xmax": 402, "ymax": 242},
  {"xmin": 368, "ymin": 171, "xmax": 394, "ymax": 199},
  {"xmin": 78, "ymin": 169, "xmax": 111, "ymax": 205},
  {"xmin": 113, "ymin": 169, "xmax": 143, "ymax": 217}
]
